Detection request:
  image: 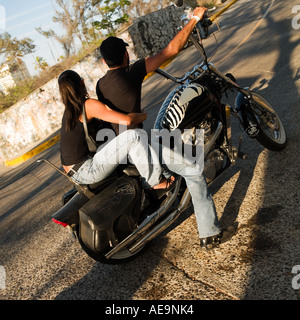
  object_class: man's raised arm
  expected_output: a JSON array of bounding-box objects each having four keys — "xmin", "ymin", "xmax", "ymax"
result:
[{"xmin": 145, "ymin": 7, "xmax": 207, "ymax": 74}]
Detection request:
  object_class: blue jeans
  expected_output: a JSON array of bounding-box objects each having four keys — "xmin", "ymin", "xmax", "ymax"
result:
[
  {"xmin": 71, "ymin": 129, "xmax": 220, "ymax": 238},
  {"xmin": 72, "ymin": 129, "xmax": 162, "ymax": 189},
  {"xmin": 156, "ymin": 140, "xmax": 221, "ymax": 238}
]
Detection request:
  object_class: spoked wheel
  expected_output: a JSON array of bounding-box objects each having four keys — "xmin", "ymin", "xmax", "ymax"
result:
[{"xmin": 249, "ymin": 91, "xmax": 287, "ymax": 151}]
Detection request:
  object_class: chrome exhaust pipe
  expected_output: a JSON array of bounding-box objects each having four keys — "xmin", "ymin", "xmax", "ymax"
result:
[
  {"xmin": 105, "ymin": 177, "xmax": 182, "ymax": 259},
  {"xmin": 129, "ymin": 188, "xmax": 191, "ymax": 254}
]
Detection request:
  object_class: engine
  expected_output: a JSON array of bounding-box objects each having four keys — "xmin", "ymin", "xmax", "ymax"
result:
[
  {"xmin": 154, "ymin": 83, "xmax": 228, "ymax": 184},
  {"xmin": 203, "ymin": 149, "xmax": 226, "ymax": 183},
  {"xmin": 196, "ymin": 113, "xmax": 227, "ymax": 183}
]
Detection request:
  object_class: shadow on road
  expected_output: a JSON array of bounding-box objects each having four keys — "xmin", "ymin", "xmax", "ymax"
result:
[
  {"xmin": 216, "ymin": 1, "xmax": 300, "ymax": 299},
  {"xmin": 241, "ymin": 1, "xmax": 300, "ymax": 299},
  {"xmin": 54, "ymin": 239, "xmax": 168, "ymax": 300}
]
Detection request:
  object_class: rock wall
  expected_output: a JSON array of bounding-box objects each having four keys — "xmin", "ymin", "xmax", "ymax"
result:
[
  {"xmin": 128, "ymin": 5, "xmax": 183, "ymax": 58},
  {"xmin": 0, "ymin": 52, "xmax": 109, "ymax": 163},
  {"xmin": 0, "ymin": 5, "xmax": 184, "ymax": 163}
]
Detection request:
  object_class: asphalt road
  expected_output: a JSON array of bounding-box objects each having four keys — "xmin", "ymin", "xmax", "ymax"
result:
[{"xmin": 1, "ymin": 0, "xmax": 300, "ymax": 303}]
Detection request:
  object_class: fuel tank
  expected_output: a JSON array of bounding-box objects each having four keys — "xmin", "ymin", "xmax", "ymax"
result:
[{"xmin": 154, "ymin": 83, "xmax": 215, "ymax": 131}]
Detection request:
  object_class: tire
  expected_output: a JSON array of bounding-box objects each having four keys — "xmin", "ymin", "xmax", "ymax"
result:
[
  {"xmin": 249, "ymin": 91, "xmax": 287, "ymax": 151},
  {"xmin": 78, "ymin": 235, "xmax": 147, "ymax": 265}
]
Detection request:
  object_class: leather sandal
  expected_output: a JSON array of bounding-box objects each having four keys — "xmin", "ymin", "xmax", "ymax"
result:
[{"xmin": 151, "ymin": 175, "xmax": 176, "ymax": 190}]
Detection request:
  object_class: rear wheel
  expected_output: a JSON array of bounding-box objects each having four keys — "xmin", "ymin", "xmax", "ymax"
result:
[
  {"xmin": 78, "ymin": 235, "xmax": 146, "ymax": 264},
  {"xmin": 249, "ymin": 91, "xmax": 287, "ymax": 151}
]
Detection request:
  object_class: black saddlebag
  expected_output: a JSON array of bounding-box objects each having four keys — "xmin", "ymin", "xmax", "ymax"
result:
[{"xmin": 78, "ymin": 175, "xmax": 141, "ymax": 253}]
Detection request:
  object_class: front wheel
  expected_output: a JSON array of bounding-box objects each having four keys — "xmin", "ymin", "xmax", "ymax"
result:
[{"xmin": 248, "ymin": 92, "xmax": 287, "ymax": 151}]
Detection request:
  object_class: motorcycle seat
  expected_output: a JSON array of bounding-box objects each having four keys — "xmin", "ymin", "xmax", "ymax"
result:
[
  {"xmin": 122, "ymin": 164, "xmax": 140, "ymax": 177},
  {"xmin": 78, "ymin": 164, "xmax": 140, "ymax": 193},
  {"xmin": 81, "ymin": 171, "xmax": 119, "ymax": 191}
]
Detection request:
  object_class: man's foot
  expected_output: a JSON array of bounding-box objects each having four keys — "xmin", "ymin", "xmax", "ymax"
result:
[
  {"xmin": 152, "ymin": 175, "xmax": 176, "ymax": 190},
  {"xmin": 200, "ymin": 225, "xmax": 236, "ymax": 250}
]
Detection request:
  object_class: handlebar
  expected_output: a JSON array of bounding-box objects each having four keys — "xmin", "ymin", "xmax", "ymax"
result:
[
  {"xmin": 155, "ymin": 62, "xmax": 209, "ymax": 84},
  {"xmin": 202, "ymin": 16, "xmax": 213, "ymax": 28},
  {"xmin": 180, "ymin": 6, "xmax": 212, "ymax": 26}
]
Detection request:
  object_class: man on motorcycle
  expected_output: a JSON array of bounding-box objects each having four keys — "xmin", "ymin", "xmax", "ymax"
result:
[
  {"xmin": 96, "ymin": 7, "xmax": 235, "ymax": 250},
  {"xmin": 96, "ymin": 7, "xmax": 207, "ymax": 134}
]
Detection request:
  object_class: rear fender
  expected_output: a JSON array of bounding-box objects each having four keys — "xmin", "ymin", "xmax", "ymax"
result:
[{"xmin": 52, "ymin": 192, "xmax": 89, "ymax": 227}]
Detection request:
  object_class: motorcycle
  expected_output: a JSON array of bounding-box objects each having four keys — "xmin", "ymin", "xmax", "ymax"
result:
[{"xmin": 38, "ymin": 1, "xmax": 287, "ymax": 264}]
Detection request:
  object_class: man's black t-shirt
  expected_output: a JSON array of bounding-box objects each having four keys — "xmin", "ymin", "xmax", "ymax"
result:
[{"xmin": 96, "ymin": 58, "xmax": 147, "ymax": 134}]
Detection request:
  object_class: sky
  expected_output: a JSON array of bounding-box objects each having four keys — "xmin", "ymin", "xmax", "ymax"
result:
[{"xmin": 0, "ymin": 0, "xmax": 66, "ymax": 76}]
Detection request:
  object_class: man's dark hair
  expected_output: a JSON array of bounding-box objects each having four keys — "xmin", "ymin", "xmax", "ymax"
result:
[{"xmin": 99, "ymin": 36, "xmax": 129, "ymax": 68}]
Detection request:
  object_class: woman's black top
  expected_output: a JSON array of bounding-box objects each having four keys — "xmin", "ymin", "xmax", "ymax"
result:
[{"xmin": 60, "ymin": 112, "xmax": 102, "ymax": 166}]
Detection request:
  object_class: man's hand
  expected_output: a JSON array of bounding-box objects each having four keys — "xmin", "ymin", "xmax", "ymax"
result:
[
  {"xmin": 192, "ymin": 7, "xmax": 208, "ymax": 21},
  {"xmin": 144, "ymin": 6, "xmax": 208, "ymax": 74}
]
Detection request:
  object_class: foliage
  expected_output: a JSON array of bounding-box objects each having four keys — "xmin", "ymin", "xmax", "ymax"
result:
[
  {"xmin": 92, "ymin": 0, "xmax": 131, "ymax": 36},
  {"xmin": 0, "ymin": 32, "xmax": 35, "ymax": 62},
  {"xmin": 36, "ymin": 0, "xmax": 171, "ymax": 52},
  {"xmin": 0, "ymin": 40, "xmax": 102, "ymax": 113},
  {"xmin": 34, "ymin": 57, "xmax": 49, "ymax": 71},
  {"xmin": 0, "ymin": 79, "xmax": 35, "ymax": 113},
  {"xmin": 36, "ymin": 0, "xmax": 106, "ymax": 56}
]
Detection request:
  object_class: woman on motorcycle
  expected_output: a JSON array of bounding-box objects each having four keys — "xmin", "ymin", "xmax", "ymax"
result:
[
  {"xmin": 58, "ymin": 69, "xmax": 172, "ymax": 190},
  {"xmin": 58, "ymin": 69, "xmax": 234, "ymax": 250}
]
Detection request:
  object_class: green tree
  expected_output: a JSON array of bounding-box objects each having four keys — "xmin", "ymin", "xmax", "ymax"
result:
[
  {"xmin": 36, "ymin": 0, "xmax": 77, "ymax": 56},
  {"xmin": 92, "ymin": 0, "xmax": 131, "ymax": 36},
  {"xmin": 34, "ymin": 56, "xmax": 49, "ymax": 71},
  {"xmin": 0, "ymin": 32, "xmax": 35, "ymax": 63},
  {"xmin": 36, "ymin": 0, "xmax": 102, "ymax": 55}
]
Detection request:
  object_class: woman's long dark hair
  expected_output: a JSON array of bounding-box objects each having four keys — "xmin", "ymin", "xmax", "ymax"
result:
[{"xmin": 58, "ymin": 70, "xmax": 88, "ymax": 131}]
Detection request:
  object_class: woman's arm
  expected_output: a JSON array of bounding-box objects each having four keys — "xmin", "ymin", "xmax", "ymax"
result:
[{"xmin": 83, "ymin": 98, "xmax": 147, "ymax": 125}]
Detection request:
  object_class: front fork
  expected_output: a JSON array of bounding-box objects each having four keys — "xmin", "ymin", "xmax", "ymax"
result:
[
  {"xmin": 224, "ymin": 104, "xmax": 248, "ymax": 163},
  {"xmin": 233, "ymin": 92, "xmax": 260, "ymax": 138},
  {"xmin": 208, "ymin": 64, "xmax": 261, "ymax": 140}
]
